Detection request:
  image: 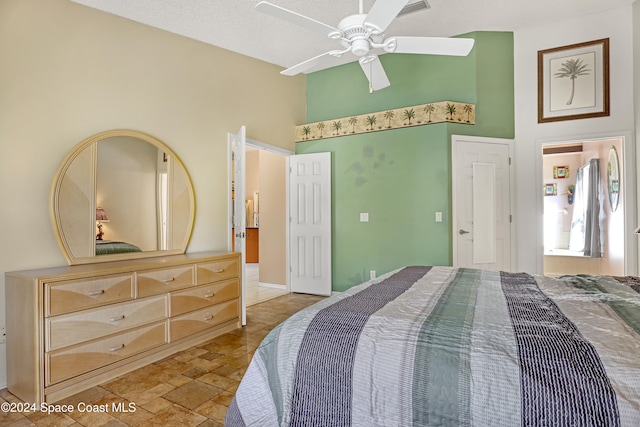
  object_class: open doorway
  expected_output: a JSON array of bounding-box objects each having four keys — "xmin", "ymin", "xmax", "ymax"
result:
[
  {"xmin": 541, "ymin": 137, "xmax": 624, "ymax": 276},
  {"xmin": 243, "ymin": 145, "xmax": 289, "ymax": 305},
  {"xmin": 231, "ymin": 138, "xmax": 292, "ymax": 306}
]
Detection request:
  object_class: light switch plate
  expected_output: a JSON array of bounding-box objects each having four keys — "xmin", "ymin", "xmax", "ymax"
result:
[
  {"xmin": 360, "ymin": 213, "xmax": 369, "ymax": 222},
  {"xmin": 435, "ymin": 212, "xmax": 443, "ymax": 222}
]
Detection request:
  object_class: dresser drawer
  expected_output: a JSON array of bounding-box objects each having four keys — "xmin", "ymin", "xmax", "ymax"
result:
[
  {"xmin": 46, "ymin": 274, "xmax": 134, "ymax": 316},
  {"xmin": 170, "ymin": 299, "xmax": 238, "ymax": 342},
  {"xmin": 46, "ymin": 321, "xmax": 167, "ymax": 386},
  {"xmin": 197, "ymin": 258, "xmax": 239, "ymax": 285},
  {"xmin": 46, "ymin": 295, "xmax": 167, "ymax": 351},
  {"xmin": 170, "ymin": 278, "xmax": 239, "ymax": 317},
  {"xmin": 137, "ymin": 265, "xmax": 194, "ymax": 297}
]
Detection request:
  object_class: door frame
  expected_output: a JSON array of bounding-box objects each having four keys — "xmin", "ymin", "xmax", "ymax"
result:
[
  {"xmin": 451, "ymin": 134, "xmax": 516, "ymax": 271},
  {"xmin": 228, "ymin": 127, "xmax": 247, "ymax": 325},
  {"xmin": 535, "ymin": 131, "xmax": 638, "ymax": 276}
]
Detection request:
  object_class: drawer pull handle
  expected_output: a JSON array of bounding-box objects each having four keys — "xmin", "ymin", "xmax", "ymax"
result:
[
  {"xmin": 87, "ymin": 289, "xmax": 105, "ymax": 296},
  {"xmin": 109, "ymin": 344, "xmax": 125, "ymax": 352},
  {"xmin": 214, "ymin": 269, "xmax": 225, "ymax": 273},
  {"xmin": 203, "ymin": 314, "xmax": 213, "ymax": 321},
  {"xmin": 203, "ymin": 293, "xmax": 214, "ymax": 298},
  {"xmin": 109, "ymin": 315, "xmax": 125, "ymax": 322},
  {"xmin": 163, "ymin": 277, "xmax": 176, "ymax": 283}
]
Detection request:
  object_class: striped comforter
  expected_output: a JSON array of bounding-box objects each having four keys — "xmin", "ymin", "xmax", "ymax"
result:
[{"xmin": 225, "ymin": 266, "xmax": 640, "ymax": 426}]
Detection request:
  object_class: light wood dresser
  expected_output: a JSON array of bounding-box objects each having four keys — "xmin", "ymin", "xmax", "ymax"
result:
[{"xmin": 5, "ymin": 251, "xmax": 241, "ymax": 405}]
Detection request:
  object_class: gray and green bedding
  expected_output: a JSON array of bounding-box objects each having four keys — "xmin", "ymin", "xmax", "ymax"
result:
[
  {"xmin": 95, "ymin": 240, "xmax": 142, "ymax": 255},
  {"xmin": 226, "ymin": 266, "xmax": 640, "ymax": 426}
]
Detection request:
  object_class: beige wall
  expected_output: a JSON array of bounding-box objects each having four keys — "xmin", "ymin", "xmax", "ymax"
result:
[
  {"xmin": 258, "ymin": 150, "xmax": 287, "ymax": 286},
  {"xmin": 242, "ymin": 149, "xmax": 287, "ymax": 285},
  {"xmin": 0, "ymin": 0, "xmax": 305, "ymax": 386}
]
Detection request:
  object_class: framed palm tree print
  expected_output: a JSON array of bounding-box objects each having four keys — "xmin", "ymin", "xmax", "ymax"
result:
[{"xmin": 538, "ymin": 38, "xmax": 609, "ymax": 123}]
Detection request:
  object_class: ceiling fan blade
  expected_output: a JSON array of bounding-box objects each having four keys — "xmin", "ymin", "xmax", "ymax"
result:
[
  {"xmin": 359, "ymin": 55, "xmax": 391, "ymax": 91},
  {"xmin": 390, "ymin": 36, "xmax": 475, "ymax": 56},
  {"xmin": 364, "ymin": 0, "xmax": 411, "ymax": 33},
  {"xmin": 255, "ymin": 1, "xmax": 338, "ymax": 36},
  {"xmin": 281, "ymin": 51, "xmax": 343, "ymax": 76}
]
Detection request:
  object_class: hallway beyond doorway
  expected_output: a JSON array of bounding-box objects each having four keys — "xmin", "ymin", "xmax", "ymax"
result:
[{"xmin": 245, "ymin": 264, "xmax": 287, "ymax": 306}]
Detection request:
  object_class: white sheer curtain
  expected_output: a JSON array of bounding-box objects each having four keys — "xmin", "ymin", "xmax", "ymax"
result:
[{"xmin": 569, "ymin": 159, "xmax": 604, "ymax": 257}]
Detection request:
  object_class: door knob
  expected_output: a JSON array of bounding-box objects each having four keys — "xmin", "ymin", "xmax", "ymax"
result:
[{"xmin": 459, "ymin": 229, "xmax": 470, "ymax": 235}]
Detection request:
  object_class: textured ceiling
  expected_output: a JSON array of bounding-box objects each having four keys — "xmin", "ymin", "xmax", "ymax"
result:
[{"xmin": 70, "ymin": 0, "xmax": 634, "ymax": 72}]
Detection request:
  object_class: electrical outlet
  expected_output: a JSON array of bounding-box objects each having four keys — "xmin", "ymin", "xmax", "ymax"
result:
[
  {"xmin": 435, "ymin": 211, "xmax": 443, "ymax": 222},
  {"xmin": 360, "ymin": 213, "xmax": 369, "ymax": 222},
  {"xmin": 370, "ymin": 270, "xmax": 376, "ymax": 280}
]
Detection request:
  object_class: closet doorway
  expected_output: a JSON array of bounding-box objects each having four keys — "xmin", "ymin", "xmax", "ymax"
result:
[
  {"xmin": 231, "ymin": 139, "xmax": 292, "ymax": 306},
  {"xmin": 541, "ymin": 137, "xmax": 625, "ymax": 276}
]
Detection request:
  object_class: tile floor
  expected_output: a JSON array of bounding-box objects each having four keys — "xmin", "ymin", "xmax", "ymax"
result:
[
  {"xmin": 244, "ymin": 264, "xmax": 288, "ymax": 306},
  {"xmin": 0, "ymin": 292, "xmax": 324, "ymax": 427}
]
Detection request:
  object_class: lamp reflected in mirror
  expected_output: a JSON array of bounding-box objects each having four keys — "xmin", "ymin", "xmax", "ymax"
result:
[{"xmin": 96, "ymin": 207, "xmax": 110, "ymax": 240}]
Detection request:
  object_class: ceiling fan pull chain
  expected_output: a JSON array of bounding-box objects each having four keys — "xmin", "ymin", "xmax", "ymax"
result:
[{"xmin": 369, "ymin": 60, "xmax": 374, "ymax": 93}]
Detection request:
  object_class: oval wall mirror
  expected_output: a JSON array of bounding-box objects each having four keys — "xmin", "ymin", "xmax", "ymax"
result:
[
  {"xmin": 607, "ymin": 145, "xmax": 620, "ymax": 212},
  {"xmin": 51, "ymin": 130, "xmax": 195, "ymax": 265}
]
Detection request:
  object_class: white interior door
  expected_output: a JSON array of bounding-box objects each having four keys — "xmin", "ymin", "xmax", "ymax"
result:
[
  {"xmin": 229, "ymin": 126, "xmax": 247, "ymax": 325},
  {"xmin": 452, "ymin": 135, "xmax": 513, "ymax": 271},
  {"xmin": 288, "ymin": 152, "xmax": 332, "ymax": 296}
]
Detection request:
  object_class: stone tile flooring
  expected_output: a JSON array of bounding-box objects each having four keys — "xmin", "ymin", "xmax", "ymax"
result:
[{"xmin": 0, "ymin": 293, "xmax": 324, "ymax": 427}]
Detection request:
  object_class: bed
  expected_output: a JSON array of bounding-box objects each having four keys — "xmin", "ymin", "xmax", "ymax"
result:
[
  {"xmin": 95, "ymin": 240, "xmax": 142, "ymax": 255},
  {"xmin": 225, "ymin": 266, "xmax": 640, "ymax": 426}
]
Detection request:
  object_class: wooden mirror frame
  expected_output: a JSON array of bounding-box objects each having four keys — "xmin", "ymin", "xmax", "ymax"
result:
[{"xmin": 50, "ymin": 130, "xmax": 195, "ymax": 265}]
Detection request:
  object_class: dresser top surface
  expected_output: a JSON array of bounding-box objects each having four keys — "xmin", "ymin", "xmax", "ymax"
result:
[{"xmin": 6, "ymin": 251, "xmax": 240, "ymax": 280}]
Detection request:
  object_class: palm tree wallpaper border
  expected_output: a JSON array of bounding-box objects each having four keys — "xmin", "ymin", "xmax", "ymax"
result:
[
  {"xmin": 295, "ymin": 101, "xmax": 475, "ymax": 142},
  {"xmin": 537, "ymin": 38, "xmax": 610, "ymax": 123}
]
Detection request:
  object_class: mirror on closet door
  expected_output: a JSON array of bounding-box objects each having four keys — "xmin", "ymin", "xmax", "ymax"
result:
[{"xmin": 607, "ymin": 145, "xmax": 620, "ymax": 212}]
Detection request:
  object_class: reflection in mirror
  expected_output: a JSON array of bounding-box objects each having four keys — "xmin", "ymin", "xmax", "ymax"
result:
[
  {"xmin": 97, "ymin": 137, "xmax": 161, "ymax": 253},
  {"xmin": 51, "ymin": 130, "xmax": 194, "ymax": 265}
]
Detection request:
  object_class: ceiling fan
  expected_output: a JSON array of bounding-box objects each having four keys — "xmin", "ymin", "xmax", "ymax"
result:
[{"xmin": 256, "ymin": 0, "xmax": 474, "ymax": 92}]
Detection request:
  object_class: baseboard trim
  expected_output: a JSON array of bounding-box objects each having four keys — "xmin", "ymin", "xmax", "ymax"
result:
[{"xmin": 257, "ymin": 282, "xmax": 286, "ymax": 290}]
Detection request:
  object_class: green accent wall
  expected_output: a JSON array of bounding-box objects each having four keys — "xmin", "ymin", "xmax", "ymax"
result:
[{"xmin": 297, "ymin": 32, "xmax": 514, "ymax": 291}]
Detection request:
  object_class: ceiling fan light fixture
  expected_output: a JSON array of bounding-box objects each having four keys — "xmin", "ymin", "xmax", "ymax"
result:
[{"xmin": 351, "ymin": 39, "xmax": 370, "ymax": 56}]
